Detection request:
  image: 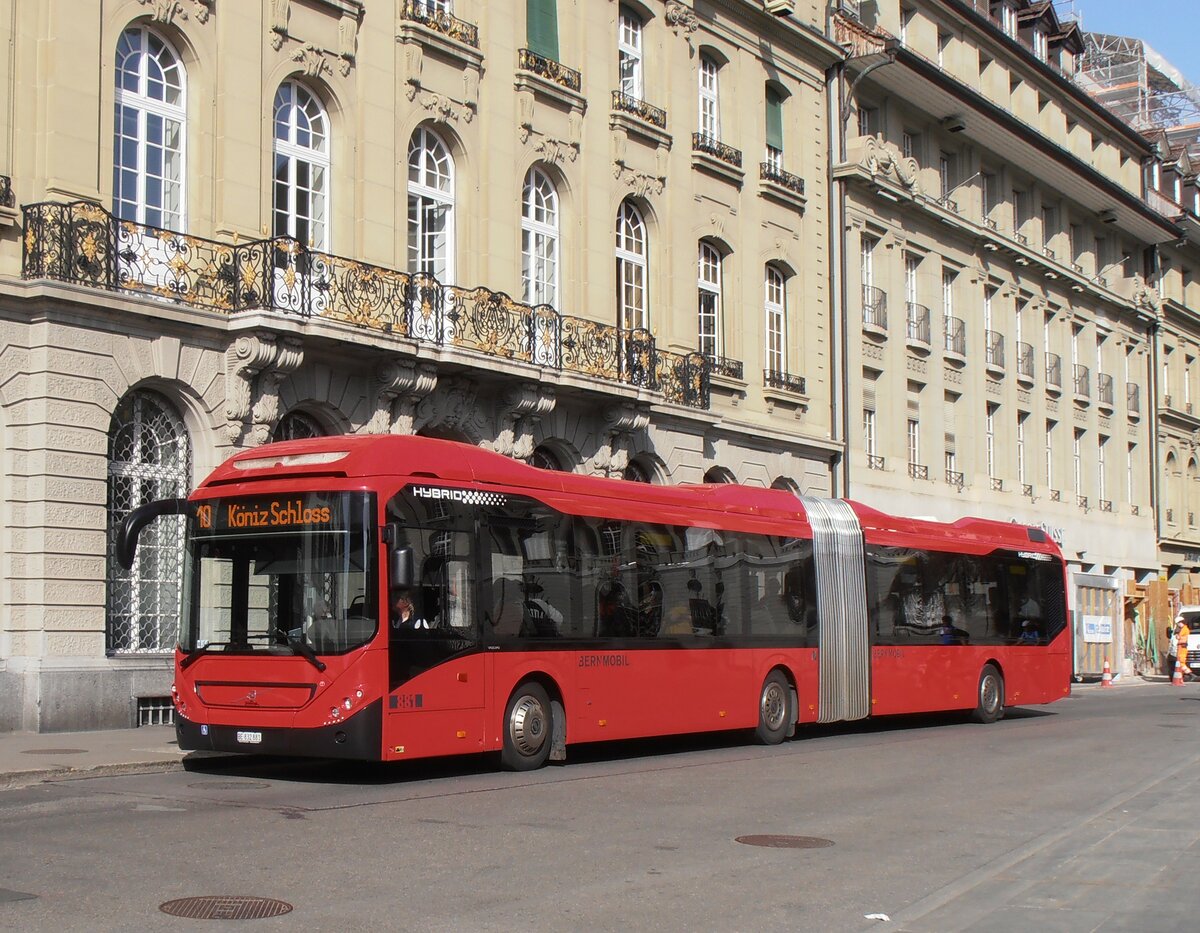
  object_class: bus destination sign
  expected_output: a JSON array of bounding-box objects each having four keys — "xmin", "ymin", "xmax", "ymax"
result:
[{"xmin": 196, "ymin": 496, "xmax": 335, "ymax": 533}]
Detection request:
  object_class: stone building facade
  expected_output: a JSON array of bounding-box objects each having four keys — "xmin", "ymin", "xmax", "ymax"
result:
[{"xmin": 0, "ymin": 0, "xmax": 841, "ymax": 730}]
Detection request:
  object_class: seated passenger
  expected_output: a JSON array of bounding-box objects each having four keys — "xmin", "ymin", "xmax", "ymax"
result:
[{"xmin": 521, "ymin": 579, "xmax": 562, "ymax": 637}]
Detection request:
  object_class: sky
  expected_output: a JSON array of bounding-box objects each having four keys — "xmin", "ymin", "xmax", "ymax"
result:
[{"xmin": 1068, "ymin": 0, "xmax": 1200, "ymax": 87}]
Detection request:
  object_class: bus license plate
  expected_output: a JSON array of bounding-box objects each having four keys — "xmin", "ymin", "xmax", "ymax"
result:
[{"xmin": 236, "ymin": 731, "xmax": 263, "ymax": 745}]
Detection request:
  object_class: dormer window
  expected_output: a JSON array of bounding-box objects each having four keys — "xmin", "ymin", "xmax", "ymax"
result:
[{"xmin": 1032, "ymin": 27, "xmax": 1048, "ymax": 62}]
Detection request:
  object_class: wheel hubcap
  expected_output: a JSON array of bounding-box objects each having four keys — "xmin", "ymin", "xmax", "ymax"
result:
[
  {"xmin": 981, "ymin": 675, "xmax": 999, "ymax": 713},
  {"xmin": 761, "ymin": 682, "xmax": 787, "ymax": 731},
  {"xmin": 509, "ymin": 695, "xmax": 548, "ymax": 757}
]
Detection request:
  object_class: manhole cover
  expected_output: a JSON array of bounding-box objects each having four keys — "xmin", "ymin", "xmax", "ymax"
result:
[
  {"xmin": 21, "ymin": 748, "xmax": 87, "ymax": 755},
  {"xmin": 187, "ymin": 781, "xmax": 270, "ymax": 790},
  {"xmin": 160, "ymin": 896, "xmax": 292, "ymax": 920},
  {"xmin": 736, "ymin": 834, "xmax": 834, "ymax": 849}
]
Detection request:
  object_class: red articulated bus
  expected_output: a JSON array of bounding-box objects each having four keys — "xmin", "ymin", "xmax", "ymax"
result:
[{"xmin": 118, "ymin": 434, "xmax": 1071, "ymax": 771}]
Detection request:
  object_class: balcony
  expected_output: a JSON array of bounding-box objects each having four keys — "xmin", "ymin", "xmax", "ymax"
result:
[
  {"xmin": 517, "ymin": 48, "xmax": 581, "ymax": 92},
  {"xmin": 706, "ymin": 355, "xmax": 744, "ymax": 380},
  {"xmin": 1046, "ymin": 352, "xmax": 1062, "ymax": 394},
  {"xmin": 867, "ymin": 454, "xmax": 886, "ymax": 470},
  {"xmin": 692, "ymin": 133, "xmax": 742, "ymax": 169},
  {"xmin": 943, "ymin": 316, "xmax": 965, "ymax": 361},
  {"xmin": 1097, "ymin": 372, "xmax": 1115, "ymax": 411},
  {"xmin": 905, "ymin": 302, "xmax": 930, "ymax": 350},
  {"xmin": 1073, "ymin": 364, "xmax": 1091, "ymax": 403},
  {"xmin": 21, "ymin": 200, "xmax": 710, "ymax": 409},
  {"xmin": 991, "ymin": 477, "xmax": 1004, "ymax": 492},
  {"xmin": 1016, "ymin": 340, "xmax": 1035, "ymax": 385},
  {"xmin": 1049, "ymin": 489, "xmax": 1061, "ymax": 502},
  {"xmin": 1127, "ymin": 381, "xmax": 1140, "ymax": 419},
  {"xmin": 945, "ymin": 468, "xmax": 964, "ymax": 490},
  {"xmin": 1100, "ymin": 499, "xmax": 1113, "ymax": 513},
  {"xmin": 611, "ymin": 90, "xmax": 667, "ymax": 130},
  {"xmin": 0, "ymin": 174, "xmax": 12, "ymax": 208},
  {"xmin": 1022, "ymin": 483, "xmax": 1034, "ymax": 498},
  {"xmin": 862, "ymin": 285, "xmax": 887, "ymax": 334},
  {"xmin": 758, "ymin": 162, "xmax": 806, "ymax": 208},
  {"xmin": 985, "ymin": 329, "xmax": 1005, "ymax": 373},
  {"xmin": 908, "ymin": 463, "xmax": 929, "ymax": 480},
  {"xmin": 763, "ymin": 369, "xmax": 806, "ymax": 394},
  {"xmin": 401, "ymin": 0, "xmax": 479, "ymax": 47},
  {"xmin": 1077, "ymin": 495, "xmax": 1089, "ymax": 511}
]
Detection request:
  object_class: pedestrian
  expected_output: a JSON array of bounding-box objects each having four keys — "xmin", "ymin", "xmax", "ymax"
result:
[
  {"xmin": 1177, "ymin": 615, "xmax": 1193, "ymax": 680},
  {"xmin": 1166, "ymin": 622, "xmax": 1178, "ymax": 680}
]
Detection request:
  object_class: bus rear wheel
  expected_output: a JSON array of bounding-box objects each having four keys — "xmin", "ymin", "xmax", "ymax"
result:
[
  {"xmin": 501, "ymin": 682, "xmax": 553, "ymax": 771},
  {"xmin": 755, "ymin": 671, "xmax": 791, "ymax": 745},
  {"xmin": 972, "ymin": 664, "xmax": 1005, "ymax": 724}
]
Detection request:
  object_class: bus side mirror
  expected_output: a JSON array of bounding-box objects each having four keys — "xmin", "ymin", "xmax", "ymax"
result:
[
  {"xmin": 116, "ymin": 498, "xmax": 190, "ymax": 569},
  {"xmin": 390, "ymin": 546, "xmax": 414, "ymax": 589}
]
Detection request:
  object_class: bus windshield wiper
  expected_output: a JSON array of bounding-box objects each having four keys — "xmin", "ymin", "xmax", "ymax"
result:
[
  {"xmin": 180, "ymin": 643, "xmax": 220, "ymax": 670},
  {"xmin": 289, "ymin": 636, "xmax": 327, "ymax": 672}
]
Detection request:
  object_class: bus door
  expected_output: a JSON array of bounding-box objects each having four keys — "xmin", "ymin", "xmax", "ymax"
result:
[{"xmin": 797, "ymin": 496, "xmax": 871, "ymax": 723}]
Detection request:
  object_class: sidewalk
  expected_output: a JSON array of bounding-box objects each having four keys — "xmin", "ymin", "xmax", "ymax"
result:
[{"xmin": 0, "ymin": 724, "xmax": 185, "ymax": 790}]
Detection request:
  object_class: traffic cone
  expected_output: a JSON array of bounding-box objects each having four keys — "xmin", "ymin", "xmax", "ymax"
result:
[
  {"xmin": 1101, "ymin": 658, "xmax": 1114, "ymax": 688},
  {"xmin": 1173, "ymin": 663, "xmax": 1185, "ymax": 686}
]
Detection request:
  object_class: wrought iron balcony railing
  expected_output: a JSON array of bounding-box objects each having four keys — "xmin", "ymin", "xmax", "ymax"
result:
[
  {"xmin": 1046, "ymin": 351, "xmax": 1062, "ymax": 389},
  {"xmin": 0, "ymin": 174, "xmax": 12, "ymax": 209},
  {"xmin": 985, "ymin": 329, "xmax": 1005, "ymax": 370},
  {"xmin": 1127, "ymin": 381, "xmax": 1140, "ymax": 414},
  {"xmin": 1016, "ymin": 340, "xmax": 1034, "ymax": 380},
  {"xmin": 1097, "ymin": 372, "xmax": 1114, "ymax": 407},
  {"xmin": 707, "ymin": 355, "xmax": 744, "ymax": 380},
  {"xmin": 759, "ymin": 162, "xmax": 805, "ymax": 195},
  {"xmin": 943, "ymin": 316, "xmax": 965, "ymax": 356},
  {"xmin": 945, "ymin": 469, "xmax": 964, "ymax": 490},
  {"xmin": 908, "ymin": 463, "xmax": 929, "ymax": 480},
  {"xmin": 905, "ymin": 302, "xmax": 930, "ymax": 346},
  {"xmin": 1073, "ymin": 363, "xmax": 1090, "ymax": 399},
  {"xmin": 763, "ymin": 369, "xmax": 806, "ymax": 393},
  {"xmin": 1100, "ymin": 499, "xmax": 1113, "ymax": 513},
  {"xmin": 1131, "ymin": 504, "xmax": 1140, "ymax": 516},
  {"xmin": 692, "ymin": 133, "xmax": 742, "ymax": 168},
  {"xmin": 1077, "ymin": 495, "xmax": 1088, "ymax": 510},
  {"xmin": 862, "ymin": 285, "xmax": 887, "ymax": 330},
  {"xmin": 517, "ymin": 49, "xmax": 581, "ymax": 92},
  {"xmin": 401, "ymin": 0, "xmax": 479, "ymax": 47},
  {"xmin": 867, "ymin": 454, "xmax": 886, "ymax": 471},
  {"xmin": 612, "ymin": 91, "xmax": 667, "ymax": 129},
  {"xmin": 21, "ymin": 200, "xmax": 710, "ymax": 408},
  {"xmin": 1022, "ymin": 483, "xmax": 1034, "ymax": 498},
  {"xmin": 1049, "ymin": 489, "xmax": 1061, "ymax": 502},
  {"xmin": 990, "ymin": 477, "xmax": 1004, "ymax": 492}
]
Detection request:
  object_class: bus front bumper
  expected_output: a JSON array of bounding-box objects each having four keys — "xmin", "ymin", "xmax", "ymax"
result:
[{"xmin": 176, "ymin": 699, "xmax": 383, "ymax": 761}]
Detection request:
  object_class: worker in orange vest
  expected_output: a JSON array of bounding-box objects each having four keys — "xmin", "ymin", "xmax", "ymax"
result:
[{"xmin": 1176, "ymin": 616, "xmax": 1193, "ymax": 680}]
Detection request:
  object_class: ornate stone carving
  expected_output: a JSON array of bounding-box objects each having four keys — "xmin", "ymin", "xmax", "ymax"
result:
[
  {"xmin": 270, "ymin": 0, "xmax": 289, "ymax": 50},
  {"xmin": 665, "ymin": 2, "xmax": 699, "ymax": 38},
  {"xmin": 415, "ymin": 377, "xmax": 489, "ymax": 442},
  {"xmin": 292, "ymin": 44, "xmax": 332, "ymax": 78},
  {"xmin": 614, "ymin": 164, "xmax": 665, "ymax": 199},
  {"xmin": 487, "ymin": 384, "xmax": 557, "ymax": 460},
  {"xmin": 337, "ymin": 10, "xmax": 359, "ymax": 76},
  {"xmin": 856, "ymin": 135, "xmax": 921, "ymax": 194},
  {"xmin": 415, "ymin": 89, "xmax": 472, "ymax": 123},
  {"xmin": 366, "ymin": 359, "xmax": 438, "ymax": 435},
  {"xmin": 535, "ymin": 136, "xmax": 579, "ymax": 164},
  {"xmin": 589, "ymin": 402, "xmax": 650, "ymax": 477},
  {"xmin": 225, "ymin": 333, "xmax": 304, "ymax": 445},
  {"xmin": 139, "ymin": 0, "xmax": 212, "ymax": 24},
  {"xmin": 1132, "ymin": 274, "xmax": 1163, "ymax": 318}
]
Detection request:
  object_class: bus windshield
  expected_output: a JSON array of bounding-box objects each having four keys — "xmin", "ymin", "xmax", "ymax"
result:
[{"xmin": 182, "ymin": 492, "xmax": 377, "ymax": 656}]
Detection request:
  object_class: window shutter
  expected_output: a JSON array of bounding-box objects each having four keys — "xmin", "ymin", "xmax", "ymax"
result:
[
  {"xmin": 765, "ymin": 89, "xmax": 784, "ymax": 151},
  {"xmin": 527, "ymin": 0, "xmax": 560, "ymax": 61}
]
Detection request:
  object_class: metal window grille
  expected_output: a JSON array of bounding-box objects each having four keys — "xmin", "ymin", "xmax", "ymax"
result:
[
  {"xmin": 106, "ymin": 390, "xmax": 191, "ymax": 654},
  {"xmin": 137, "ymin": 696, "xmax": 175, "ymax": 726}
]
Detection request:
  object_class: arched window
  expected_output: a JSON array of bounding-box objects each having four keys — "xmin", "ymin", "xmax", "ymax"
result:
[
  {"xmin": 765, "ymin": 265, "xmax": 787, "ymax": 375},
  {"xmin": 106, "ymin": 389, "xmax": 191, "ymax": 654},
  {"xmin": 698, "ymin": 53, "xmax": 720, "ymax": 141},
  {"xmin": 703, "ymin": 467, "xmax": 735, "ymax": 484},
  {"xmin": 616, "ymin": 200, "xmax": 648, "ymax": 331},
  {"xmin": 273, "ymin": 81, "xmax": 330, "ymax": 251},
  {"xmin": 530, "ymin": 445, "xmax": 563, "ymax": 471},
  {"xmin": 272, "ymin": 410, "xmax": 325, "ymax": 442},
  {"xmin": 113, "ymin": 25, "xmax": 186, "ymax": 229},
  {"xmin": 521, "ymin": 167, "xmax": 559, "ymax": 308},
  {"xmin": 623, "ymin": 460, "xmax": 651, "ymax": 483},
  {"xmin": 407, "ymin": 126, "xmax": 455, "ymax": 282},
  {"xmin": 698, "ymin": 241, "xmax": 723, "ymax": 359}
]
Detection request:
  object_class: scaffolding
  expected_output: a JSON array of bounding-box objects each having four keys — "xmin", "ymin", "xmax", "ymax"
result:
[{"xmin": 1077, "ymin": 28, "xmax": 1200, "ymax": 155}]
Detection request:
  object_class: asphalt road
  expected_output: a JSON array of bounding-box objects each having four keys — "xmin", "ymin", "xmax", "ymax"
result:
[{"xmin": 1, "ymin": 683, "xmax": 1197, "ymax": 932}]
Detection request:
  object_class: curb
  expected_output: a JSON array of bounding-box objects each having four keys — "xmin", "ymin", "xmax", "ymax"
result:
[{"xmin": 0, "ymin": 759, "xmax": 183, "ymax": 792}]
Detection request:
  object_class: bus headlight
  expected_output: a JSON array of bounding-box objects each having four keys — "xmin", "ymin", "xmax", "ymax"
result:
[{"xmin": 343, "ymin": 698, "xmax": 353, "ymax": 711}]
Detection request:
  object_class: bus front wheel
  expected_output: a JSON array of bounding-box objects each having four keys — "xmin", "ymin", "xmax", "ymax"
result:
[
  {"xmin": 755, "ymin": 671, "xmax": 791, "ymax": 745},
  {"xmin": 972, "ymin": 664, "xmax": 1005, "ymax": 724},
  {"xmin": 501, "ymin": 682, "xmax": 553, "ymax": 771}
]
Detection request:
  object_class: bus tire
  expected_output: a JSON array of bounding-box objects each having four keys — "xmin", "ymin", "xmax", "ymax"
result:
[
  {"xmin": 501, "ymin": 681, "xmax": 553, "ymax": 771},
  {"xmin": 755, "ymin": 670, "xmax": 791, "ymax": 745},
  {"xmin": 972, "ymin": 664, "xmax": 1005, "ymax": 724}
]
